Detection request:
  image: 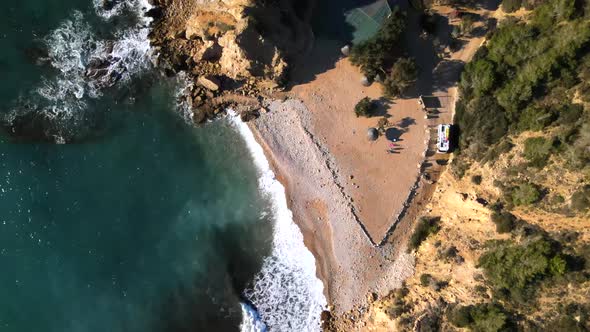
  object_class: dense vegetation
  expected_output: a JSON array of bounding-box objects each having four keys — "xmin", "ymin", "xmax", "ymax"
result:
[
  {"xmin": 478, "ymin": 237, "xmax": 568, "ymax": 301},
  {"xmin": 447, "ymin": 303, "xmax": 512, "ymax": 332},
  {"xmin": 349, "ymin": 7, "xmax": 418, "ymax": 97},
  {"xmin": 354, "ymin": 97, "xmax": 375, "ymax": 117},
  {"xmin": 454, "ymin": 0, "xmax": 590, "ymax": 174},
  {"xmin": 407, "ymin": 216, "xmax": 440, "ymax": 252}
]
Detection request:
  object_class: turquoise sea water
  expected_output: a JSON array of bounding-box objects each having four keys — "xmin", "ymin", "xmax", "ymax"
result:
[{"xmin": 0, "ymin": 1, "xmax": 278, "ymax": 331}]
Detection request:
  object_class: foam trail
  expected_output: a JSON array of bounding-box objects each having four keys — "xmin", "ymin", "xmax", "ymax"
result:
[{"xmin": 229, "ymin": 113, "xmax": 327, "ymax": 332}]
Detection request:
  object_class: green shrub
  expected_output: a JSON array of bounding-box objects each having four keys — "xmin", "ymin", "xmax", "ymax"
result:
[
  {"xmin": 491, "ymin": 211, "xmax": 516, "ymax": 233},
  {"xmin": 556, "ymin": 104, "xmax": 583, "ymax": 126},
  {"xmin": 471, "ymin": 175, "xmax": 483, "ymax": 185},
  {"xmin": 447, "ymin": 303, "xmax": 511, "ymax": 331},
  {"xmin": 478, "ymin": 238, "xmax": 567, "ymax": 299},
  {"xmin": 502, "ymin": 0, "xmax": 523, "ymax": 12},
  {"xmin": 454, "ymin": 0, "xmax": 590, "ymax": 167},
  {"xmin": 454, "ymin": 96, "xmax": 508, "ymax": 160},
  {"xmin": 349, "ymin": 7, "xmax": 406, "ymax": 80},
  {"xmin": 460, "ymin": 59, "xmax": 496, "ymax": 97},
  {"xmin": 518, "ymin": 106, "xmax": 557, "ymax": 131},
  {"xmin": 451, "ymin": 158, "xmax": 471, "ymax": 179},
  {"xmin": 564, "ymin": 123, "xmax": 590, "ymax": 169},
  {"xmin": 549, "ymin": 255, "xmax": 567, "ymax": 275},
  {"xmin": 460, "ymin": 15, "xmax": 475, "ymax": 35},
  {"xmin": 420, "ymin": 273, "xmax": 432, "ymax": 286},
  {"xmin": 475, "ymin": 284, "xmax": 488, "ymax": 295},
  {"xmin": 511, "ymin": 183, "xmax": 541, "ymax": 206},
  {"xmin": 547, "ymin": 302, "xmax": 590, "ymax": 331},
  {"xmin": 482, "ymin": 140, "xmax": 515, "ymax": 163},
  {"xmin": 447, "ymin": 305, "xmax": 472, "ymax": 327},
  {"xmin": 354, "ymin": 97, "xmax": 375, "ymax": 118},
  {"xmin": 383, "ymin": 57, "xmax": 418, "ymax": 97},
  {"xmin": 547, "ymin": 316, "xmax": 587, "ymax": 332},
  {"xmin": 408, "ymin": 217, "xmax": 441, "ymax": 251},
  {"xmin": 570, "ymin": 186, "xmax": 590, "ymax": 211},
  {"xmin": 532, "ymin": 0, "xmax": 577, "ymax": 29},
  {"xmin": 523, "ymin": 137, "xmax": 553, "ymax": 167}
]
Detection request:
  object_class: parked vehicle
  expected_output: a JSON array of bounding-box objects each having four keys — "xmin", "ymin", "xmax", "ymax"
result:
[{"xmin": 437, "ymin": 124, "xmax": 451, "ymax": 153}]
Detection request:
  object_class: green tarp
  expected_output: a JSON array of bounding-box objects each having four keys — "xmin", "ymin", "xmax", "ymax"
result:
[{"xmin": 344, "ymin": 0, "xmax": 392, "ymax": 44}]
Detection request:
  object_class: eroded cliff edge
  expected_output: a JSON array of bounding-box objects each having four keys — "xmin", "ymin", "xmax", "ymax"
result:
[{"xmin": 148, "ymin": 0, "xmax": 314, "ymax": 121}]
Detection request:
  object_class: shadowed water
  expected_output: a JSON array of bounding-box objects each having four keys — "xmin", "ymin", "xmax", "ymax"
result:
[
  {"xmin": 0, "ymin": 0, "xmax": 326, "ymax": 330},
  {"xmin": 0, "ymin": 1, "xmax": 274, "ymax": 330}
]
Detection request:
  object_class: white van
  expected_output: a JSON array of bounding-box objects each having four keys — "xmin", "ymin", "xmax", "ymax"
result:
[{"xmin": 437, "ymin": 124, "xmax": 451, "ymax": 153}]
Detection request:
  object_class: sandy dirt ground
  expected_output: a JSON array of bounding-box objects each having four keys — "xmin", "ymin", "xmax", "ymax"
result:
[
  {"xmin": 250, "ymin": 100, "xmax": 415, "ymax": 313},
  {"xmin": 250, "ymin": 2, "xmax": 497, "ymax": 315},
  {"xmin": 290, "ymin": 41, "xmax": 428, "ymax": 244}
]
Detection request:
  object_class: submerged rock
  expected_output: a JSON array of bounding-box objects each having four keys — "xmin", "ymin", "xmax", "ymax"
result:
[{"xmin": 240, "ymin": 109, "xmax": 259, "ymax": 122}]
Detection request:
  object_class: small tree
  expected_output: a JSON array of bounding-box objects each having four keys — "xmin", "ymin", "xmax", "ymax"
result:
[
  {"xmin": 376, "ymin": 118, "xmax": 391, "ymax": 133},
  {"xmin": 383, "ymin": 58, "xmax": 418, "ymax": 98},
  {"xmin": 523, "ymin": 137, "xmax": 553, "ymax": 167},
  {"xmin": 460, "ymin": 15, "xmax": 475, "ymax": 36},
  {"xmin": 420, "ymin": 273, "xmax": 432, "ymax": 286},
  {"xmin": 354, "ymin": 97, "xmax": 375, "ymax": 117},
  {"xmin": 502, "ymin": 0, "xmax": 522, "ymax": 12},
  {"xmin": 491, "ymin": 211, "xmax": 516, "ymax": 233},
  {"xmin": 408, "ymin": 216, "xmax": 440, "ymax": 252},
  {"xmin": 511, "ymin": 183, "xmax": 541, "ymax": 206},
  {"xmin": 471, "ymin": 175, "xmax": 483, "ymax": 185}
]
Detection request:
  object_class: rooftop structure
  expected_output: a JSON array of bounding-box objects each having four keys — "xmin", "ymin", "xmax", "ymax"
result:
[{"xmin": 344, "ymin": 0, "xmax": 393, "ymax": 44}]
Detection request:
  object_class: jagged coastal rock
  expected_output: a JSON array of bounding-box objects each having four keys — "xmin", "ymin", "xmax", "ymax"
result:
[{"xmin": 148, "ymin": 0, "xmax": 314, "ymax": 122}]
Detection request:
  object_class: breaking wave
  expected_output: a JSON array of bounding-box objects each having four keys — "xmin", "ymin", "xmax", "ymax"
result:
[
  {"xmin": 230, "ymin": 113, "xmax": 327, "ymax": 332},
  {"xmin": 93, "ymin": 0, "xmax": 153, "ymax": 21},
  {"xmin": 4, "ymin": 0, "xmax": 152, "ymax": 141},
  {"xmin": 240, "ymin": 302, "xmax": 267, "ymax": 332}
]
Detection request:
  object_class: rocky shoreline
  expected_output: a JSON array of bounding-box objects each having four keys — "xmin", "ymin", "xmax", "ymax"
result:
[{"xmin": 147, "ymin": 0, "xmax": 314, "ymax": 123}]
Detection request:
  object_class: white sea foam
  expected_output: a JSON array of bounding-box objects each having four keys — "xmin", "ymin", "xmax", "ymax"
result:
[
  {"xmin": 240, "ymin": 302, "xmax": 268, "ymax": 332},
  {"xmin": 93, "ymin": 0, "xmax": 153, "ymax": 23},
  {"xmin": 230, "ymin": 113, "xmax": 327, "ymax": 332},
  {"xmin": 6, "ymin": 1, "xmax": 153, "ymax": 136},
  {"xmin": 174, "ymin": 72, "xmax": 196, "ymax": 123}
]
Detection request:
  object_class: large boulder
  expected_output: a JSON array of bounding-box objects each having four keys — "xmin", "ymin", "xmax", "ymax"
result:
[{"xmin": 198, "ymin": 75, "xmax": 221, "ymax": 91}]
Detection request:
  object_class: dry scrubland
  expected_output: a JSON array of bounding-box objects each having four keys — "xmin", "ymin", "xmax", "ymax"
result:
[{"xmin": 341, "ymin": 0, "xmax": 590, "ymax": 330}]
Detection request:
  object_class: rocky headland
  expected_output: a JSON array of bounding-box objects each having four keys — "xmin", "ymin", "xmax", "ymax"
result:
[{"xmin": 147, "ymin": 0, "xmax": 314, "ymax": 122}]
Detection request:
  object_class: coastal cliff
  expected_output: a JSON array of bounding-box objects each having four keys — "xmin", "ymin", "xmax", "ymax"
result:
[{"xmin": 148, "ymin": 0, "xmax": 313, "ymax": 121}]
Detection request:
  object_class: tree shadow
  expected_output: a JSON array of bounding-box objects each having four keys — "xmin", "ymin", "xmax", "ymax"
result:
[
  {"xmin": 385, "ymin": 116, "xmax": 416, "ymax": 141},
  {"xmin": 400, "ymin": 7, "xmax": 469, "ymax": 98},
  {"xmin": 386, "ymin": 127, "xmax": 406, "ymax": 141},
  {"xmin": 373, "ymin": 97, "xmax": 394, "ymax": 117},
  {"xmin": 431, "ymin": 59, "xmax": 465, "ymax": 92},
  {"xmin": 398, "ymin": 116, "xmax": 416, "ymax": 128}
]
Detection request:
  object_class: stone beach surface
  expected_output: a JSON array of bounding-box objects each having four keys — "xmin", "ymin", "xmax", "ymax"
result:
[{"xmin": 250, "ymin": 99, "xmax": 415, "ymax": 313}]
